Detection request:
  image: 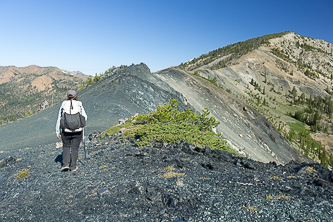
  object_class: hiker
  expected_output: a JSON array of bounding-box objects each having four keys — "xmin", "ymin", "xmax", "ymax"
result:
[{"xmin": 55, "ymin": 90, "xmax": 87, "ymax": 172}]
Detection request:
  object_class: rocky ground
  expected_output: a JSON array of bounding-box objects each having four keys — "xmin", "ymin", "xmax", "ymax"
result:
[{"xmin": 0, "ymin": 132, "xmax": 332, "ymax": 221}]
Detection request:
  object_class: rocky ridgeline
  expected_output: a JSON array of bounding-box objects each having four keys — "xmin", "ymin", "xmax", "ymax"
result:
[{"xmin": 0, "ymin": 132, "xmax": 332, "ymax": 221}]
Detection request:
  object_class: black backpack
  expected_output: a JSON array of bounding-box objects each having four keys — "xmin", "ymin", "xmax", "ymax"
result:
[{"xmin": 60, "ymin": 101, "xmax": 86, "ymax": 131}]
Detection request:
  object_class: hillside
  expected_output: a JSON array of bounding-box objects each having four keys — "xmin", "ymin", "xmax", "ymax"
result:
[
  {"xmin": 155, "ymin": 68, "xmax": 303, "ymax": 165},
  {"xmin": 0, "ymin": 63, "xmax": 189, "ymax": 151},
  {"xmin": 0, "ymin": 63, "xmax": 308, "ymax": 166},
  {"xmin": 161, "ymin": 31, "xmax": 333, "ymax": 167},
  {"xmin": 0, "ymin": 65, "xmax": 88, "ymax": 124},
  {"xmin": 0, "ymin": 32, "xmax": 332, "ymax": 168}
]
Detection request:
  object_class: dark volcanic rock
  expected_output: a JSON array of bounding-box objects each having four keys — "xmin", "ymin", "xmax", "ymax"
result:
[
  {"xmin": 0, "ymin": 156, "xmax": 16, "ymax": 169},
  {"xmin": 0, "ymin": 136, "xmax": 332, "ymax": 221}
]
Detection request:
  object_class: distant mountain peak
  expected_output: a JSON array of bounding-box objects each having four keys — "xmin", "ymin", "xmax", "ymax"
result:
[{"xmin": 61, "ymin": 69, "xmax": 87, "ymax": 76}]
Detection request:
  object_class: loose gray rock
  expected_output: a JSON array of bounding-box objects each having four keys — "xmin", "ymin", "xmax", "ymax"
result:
[{"xmin": 0, "ymin": 134, "xmax": 331, "ymax": 221}]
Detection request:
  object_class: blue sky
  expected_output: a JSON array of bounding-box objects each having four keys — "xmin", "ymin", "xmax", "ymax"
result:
[{"xmin": 0, "ymin": 0, "xmax": 332, "ymax": 75}]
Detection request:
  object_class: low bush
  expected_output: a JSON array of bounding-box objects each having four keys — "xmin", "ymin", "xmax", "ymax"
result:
[
  {"xmin": 15, "ymin": 169, "xmax": 30, "ymax": 180},
  {"xmin": 102, "ymin": 100, "xmax": 234, "ymax": 153}
]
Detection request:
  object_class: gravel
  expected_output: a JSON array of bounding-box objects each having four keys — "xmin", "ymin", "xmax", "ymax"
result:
[{"xmin": 0, "ymin": 132, "xmax": 332, "ymax": 221}]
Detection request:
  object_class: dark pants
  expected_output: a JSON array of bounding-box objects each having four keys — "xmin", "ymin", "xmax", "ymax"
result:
[{"xmin": 61, "ymin": 131, "xmax": 83, "ymax": 170}]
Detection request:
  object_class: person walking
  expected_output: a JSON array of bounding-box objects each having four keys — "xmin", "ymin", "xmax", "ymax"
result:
[{"xmin": 55, "ymin": 90, "xmax": 87, "ymax": 172}]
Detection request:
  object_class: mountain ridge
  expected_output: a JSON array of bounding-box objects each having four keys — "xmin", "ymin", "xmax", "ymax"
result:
[
  {"xmin": 0, "ymin": 63, "xmax": 189, "ymax": 152},
  {"xmin": 0, "ymin": 31, "xmax": 332, "ymax": 167},
  {"xmin": 0, "ymin": 65, "xmax": 88, "ymax": 124}
]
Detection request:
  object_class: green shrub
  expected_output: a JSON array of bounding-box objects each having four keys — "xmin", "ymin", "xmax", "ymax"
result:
[
  {"xmin": 102, "ymin": 121, "xmax": 133, "ymax": 137},
  {"xmin": 102, "ymin": 100, "xmax": 234, "ymax": 153},
  {"xmin": 15, "ymin": 169, "xmax": 30, "ymax": 180},
  {"xmin": 133, "ymin": 99, "xmax": 219, "ymax": 132},
  {"xmin": 193, "ymin": 70, "xmax": 200, "ymax": 76}
]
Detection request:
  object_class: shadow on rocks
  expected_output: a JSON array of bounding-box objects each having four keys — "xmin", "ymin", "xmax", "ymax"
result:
[{"xmin": 54, "ymin": 154, "xmax": 63, "ymax": 165}]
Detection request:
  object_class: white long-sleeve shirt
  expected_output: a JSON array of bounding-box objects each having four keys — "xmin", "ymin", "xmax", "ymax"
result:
[{"xmin": 55, "ymin": 100, "xmax": 88, "ymax": 136}]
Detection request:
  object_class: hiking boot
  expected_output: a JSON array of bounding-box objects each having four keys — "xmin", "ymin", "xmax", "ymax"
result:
[
  {"xmin": 71, "ymin": 166, "xmax": 78, "ymax": 172},
  {"xmin": 61, "ymin": 166, "xmax": 69, "ymax": 172}
]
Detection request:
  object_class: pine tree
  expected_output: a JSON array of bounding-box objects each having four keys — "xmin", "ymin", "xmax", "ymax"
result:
[{"xmin": 292, "ymin": 86, "xmax": 297, "ymax": 99}]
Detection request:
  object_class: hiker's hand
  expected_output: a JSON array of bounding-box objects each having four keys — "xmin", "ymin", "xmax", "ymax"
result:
[{"xmin": 57, "ymin": 135, "xmax": 61, "ymax": 139}]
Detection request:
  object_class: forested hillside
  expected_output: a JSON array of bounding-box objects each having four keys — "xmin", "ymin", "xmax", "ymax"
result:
[{"xmin": 0, "ymin": 65, "xmax": 87, "ymax": 124}]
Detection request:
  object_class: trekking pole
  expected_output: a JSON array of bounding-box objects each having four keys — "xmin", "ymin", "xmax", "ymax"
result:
[
  {"xmin": 77, "ymin": 129, "xmax": 86, "ymax": 167},
  {"xmin": 83, "ymin": 128, "xmax": 87, "ymax": 159}
]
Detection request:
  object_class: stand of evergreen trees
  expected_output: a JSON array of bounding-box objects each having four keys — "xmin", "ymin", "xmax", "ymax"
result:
[{"xmin": 289, "ymin": 92, "xmax": 333, "ymax": 168}]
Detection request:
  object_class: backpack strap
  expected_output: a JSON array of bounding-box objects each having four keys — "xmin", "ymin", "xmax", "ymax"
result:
[{"xmin": 70, "ymin": 100, "xmax": 73, "ymax": 114}]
